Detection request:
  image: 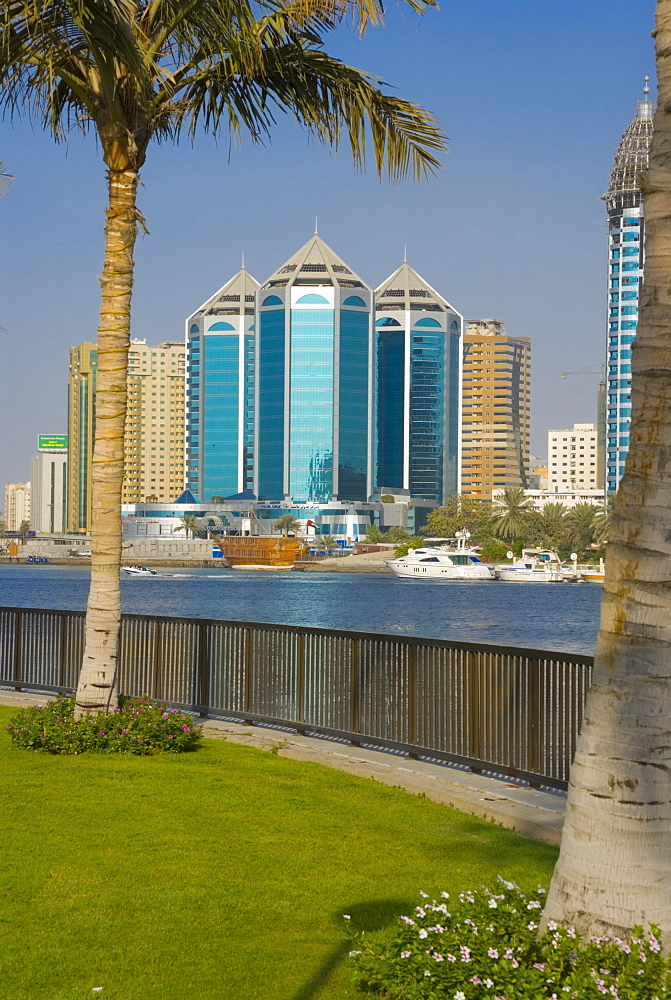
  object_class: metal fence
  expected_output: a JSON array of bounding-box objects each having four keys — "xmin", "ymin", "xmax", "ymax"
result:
[{"xmin": 0, "ymin": 606, "xmax": 593, "ymax": 790}]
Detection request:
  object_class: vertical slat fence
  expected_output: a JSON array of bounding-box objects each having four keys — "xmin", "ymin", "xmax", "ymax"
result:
[{"xmin": 0, "ymin": 606, "xmax": 593, "ymax": 789}]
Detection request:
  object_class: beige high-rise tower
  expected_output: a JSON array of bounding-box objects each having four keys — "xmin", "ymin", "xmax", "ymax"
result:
[
  {"xmin": 460, "ymin": 319, "xmax": 530, "ymax": 499},
  {"xmin": 68, "ymin": 340, "xmax": 185, "ymax": 531},
  {"xmin": 122, "ymin": 340, "xmax": 185, "ymax": 504}
]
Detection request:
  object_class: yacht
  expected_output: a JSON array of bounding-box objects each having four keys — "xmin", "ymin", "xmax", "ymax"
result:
[
  {"xmin": 386, "ymin": 533, "xmax": 495, "ymax": 581},
  {"xmin": 495, "ymin": 549, "xmax": 563, "ymax": 583}
]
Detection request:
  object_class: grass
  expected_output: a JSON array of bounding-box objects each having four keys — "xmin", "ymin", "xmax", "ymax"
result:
[{"xmin": 0, "ymin": 704, "xmax": 558, "ymax": 1000}]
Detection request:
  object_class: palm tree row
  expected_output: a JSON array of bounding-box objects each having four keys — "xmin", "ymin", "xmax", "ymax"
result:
[{"xmin": 489, "ymin": 487, "xmax": 610, "ymax": 554}]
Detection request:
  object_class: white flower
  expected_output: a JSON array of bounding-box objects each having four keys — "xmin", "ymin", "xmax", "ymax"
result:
[
  {"xmin": 424, "ymin": 970, "xmax": 431, "ymax": 977},
  {"xmin": 454, "ymin": 993, "xmax": 466, "ymax": 1000},
  {"xmin": 348, "ymin": 950, "xmax": 361, "ymax": 957},
  {"xmin": 418, "ymin": 928, "xmax": 428, "ymax": 939},
  {"xmin": 420, "ymin": 890, "xmax": 429, "ymax": 898},
  {"xmin": 484, "ymin": 979, "xmax": 494, "ymax": 988},
  {"xmin": 441, "ymin": 891, "xmax": 450, "ymax": 898},
  {"xmin": 342, "ymin": 914, "xmax": 351, "ymax": 920},
  {"xmin": 488, "ymin": 898, "xmax": 498, "ymax": 908}
]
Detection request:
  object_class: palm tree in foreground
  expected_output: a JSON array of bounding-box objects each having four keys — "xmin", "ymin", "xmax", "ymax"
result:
[
  {"xmin": 0, "ymin": 0, "xmax": 444, "ymax": 714},
  {"xmin": 543, "ymin": 0, "xmax": 671, "ymax": 939}
]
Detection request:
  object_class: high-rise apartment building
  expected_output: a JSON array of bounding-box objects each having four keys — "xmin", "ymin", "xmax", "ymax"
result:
[
  {"xmin": 548, "ymin": 423, "xmax": 598, "ymax": 491},
  {"xmin": 605, "ymin": 80, "xmax": 653, "ymax": 493},
  {"xmin": 67, "ymin": 342, "xmax": 98, "ymax": 532},
  {"xmin": 31, "ymin": 442, "xmax": 68, "ymax": 533},
  {"xmin": 4, "ymin": 482, "xmax": 31, "ymax": 530},
  {"xmin": 460, "ymin": 319, "xmax": 530, "ymax": 499},
  {"xmin": 185, "ymin": 268, "xmax": 259, "ymax": 502},
  {"xmin": 123, "ymin": 340, "xmax": 186, "ymax": 503},
  {"xmin": 255, "ymin": 236, "xmax": 373, "ymax": 503},
  {"xmin": 68, "ymin": 339, "xmax": 186, "ymax": 531},
  {"xmin": 375, "ymin": 261, "xmax": 462, "ymax": 502}
]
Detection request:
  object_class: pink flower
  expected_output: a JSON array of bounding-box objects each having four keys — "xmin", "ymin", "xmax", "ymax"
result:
[
  {"xmin": 488, "ymin": 948, "xmax": 499, "ymax": 959},
  {"xmin": 400, "ymin": 951, "xmax": 411, "ymax": 959},
  {"xmin": 447, "ymin": 954, "xmax": 457, "ymax": 963}
]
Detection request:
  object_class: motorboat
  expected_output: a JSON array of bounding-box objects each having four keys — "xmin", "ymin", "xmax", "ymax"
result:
[
  {"xmin": 386, "ymin": 532, "xmax": 495, "ymax": 581},
  {"xmin": 561, "ymin": 557, "xmax": 605, "ymax": 583},
  {"xmin": 495, "ymin": 549, "xmax": 563, "ymax": 583},
  {"xmin": 122, "ymin": 566, "xmax": 158, "ymax": 577}
]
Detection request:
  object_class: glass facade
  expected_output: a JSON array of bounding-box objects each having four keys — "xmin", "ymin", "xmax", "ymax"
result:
[
  {"xmin": 338, "ymin": 310, "xmax": 369, "ymax": 500},
  {"xmin": 375, "ymin": 324, "xmax": 405, "ymax": 488},
  {"xmin": 202, "ymin": 333, "xmax": 240, "ymax": 501},
  {"xmin": 289, "ymin": 307, "xmax": 334, "ymax": 501},
  {"xmin": 256, "ymin": 307, "xmax": 286, "ymax": 500},
  {"xmin": 375, "ymin": 308, "xmax": 460, "ymax": 504},
  {"xmin": 606, "ymin": 209, "xmax": 642, "ymax": 492}
]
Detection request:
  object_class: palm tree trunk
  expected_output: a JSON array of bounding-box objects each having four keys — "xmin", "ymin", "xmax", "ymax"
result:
[
  {"xmin": 543, "ymin": 0, "xmax": 671, "ymax": 939},
  {"xmin": 75, "ymin": 167, "xmax": 139, "ymax": 714}
]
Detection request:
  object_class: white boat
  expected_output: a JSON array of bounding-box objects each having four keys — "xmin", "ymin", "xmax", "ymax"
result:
[
  {"xmin": 122, "ymin": 565, "xmax": 158, "ymax": 577},
  {"xmin": 496, "ymin": 549, "xmax": 563, "ymax": 583},
  {"xmin": 386, "ymin": 532, "xmax": 495, "ymax": 581},
  {"xmin": 560, "ymin": 557, "xmax": 605, "ymax": 583}
]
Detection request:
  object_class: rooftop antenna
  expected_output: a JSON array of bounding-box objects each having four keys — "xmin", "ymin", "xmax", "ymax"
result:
[
  {"xmin": 241, "ymin": 251, "xmax": 245, "ymax": 270},
  {"xmin": 643, "ymin": 74, "xmax": 651, "ymax": 97},
  {"xmin": 314, "ymin": 215, "xmax": 319, "ymax": 236},
  {"xmin": 403, "ymin": 244, "xmax": 407, "ymax": 264}
]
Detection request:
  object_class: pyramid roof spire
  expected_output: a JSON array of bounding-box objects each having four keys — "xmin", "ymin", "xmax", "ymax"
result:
[
  {"xmin": 375, "ymin": 261, "xmax": 456, "ymax": 314},
  {"xmin": 262, "ymin": 235, "xmax": 367, "ymax": 289},
  {"xmin": 190, "ymin": 267, "xmax": 260, "ymax": 319}
]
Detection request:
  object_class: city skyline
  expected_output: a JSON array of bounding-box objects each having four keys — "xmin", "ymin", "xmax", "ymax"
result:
[{"xmin": 0, "ymin": 1, "xmax": 655, "ymax": 491}]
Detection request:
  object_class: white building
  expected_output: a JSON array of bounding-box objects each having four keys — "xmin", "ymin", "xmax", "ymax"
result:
[
  {"xmin": 4, "ymin": 482, "xmax": 31, "ymax": 530},
  {"xmin": 548, "ymin": 423, "xmax": 599, "ymax": 491},
  {"xmin": 31, "ymin": 450, "xmax": 68, "ymax": 533},
  {"xmin": 492, "ymin": 487, "xmax": 605, "ymax": 511}
]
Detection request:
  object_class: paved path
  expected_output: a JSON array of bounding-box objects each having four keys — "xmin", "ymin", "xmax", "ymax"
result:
[{"xmin": 0, "ymin": 687, "xmax": 565, "ymax": 846}]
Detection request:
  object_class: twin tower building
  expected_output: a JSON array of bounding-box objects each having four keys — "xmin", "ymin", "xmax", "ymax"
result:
[{"xmin": 186, "ymin": 235, "xmax": 462, "ymax": 506}]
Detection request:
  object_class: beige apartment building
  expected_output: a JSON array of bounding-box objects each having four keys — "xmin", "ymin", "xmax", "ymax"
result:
[
  {"xmin": 68, "ymin": 340, "xmax": 185, "ymax": 532},
  {"xmin": 548, "ymin": 422, "xmax": 599, "ymax": 491},
  {"xmin": 4, "ymin": 482, "xmax": 31, "ymax": 530},
  {"xmin": 122, "ymin": 340, "xmax": 185, "ymax": 504},
  {"xmin": 460, "ymin": 319, "xmax": 531, "ymax": 500}
]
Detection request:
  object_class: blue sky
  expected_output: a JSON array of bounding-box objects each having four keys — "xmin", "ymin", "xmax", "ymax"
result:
[{"xmin": 0, "ymin": 0, "xmax": 656, "ymax": 492}]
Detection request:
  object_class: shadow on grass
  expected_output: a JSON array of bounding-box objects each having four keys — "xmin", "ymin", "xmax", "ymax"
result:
[{"xmin": 291, "ymin": 898, "xmax": 411, "ymax": 1000}]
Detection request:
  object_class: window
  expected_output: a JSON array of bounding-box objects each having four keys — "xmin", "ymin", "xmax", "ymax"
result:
[{"xmin": 295, "ymin": 293, "xmax": 329, "ymax": 305}]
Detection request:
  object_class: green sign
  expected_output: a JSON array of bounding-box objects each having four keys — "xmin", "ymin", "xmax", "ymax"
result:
[{"xmin": 38, "ymin": 434, "xmax": 68, "ymax": 451}]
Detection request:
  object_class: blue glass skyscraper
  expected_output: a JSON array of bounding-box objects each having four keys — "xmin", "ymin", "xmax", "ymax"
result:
[
  {"xmin": 255, "ymin": 236, "xmax": 373, "ymax": 503},
  {"xmin": 605, "ymin": 80, "xmax": 653, "ymax": 493},
  {"xmin": 375, "ymin": 261, "xmax": 462, "ymax": 502},
  {"xmin": 185, "ymin": 267, "xmax": 259, "ymax": 502}
]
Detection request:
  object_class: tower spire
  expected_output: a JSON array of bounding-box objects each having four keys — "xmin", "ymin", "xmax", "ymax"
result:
[
  {"xmin": 314, "ymin": 215, "xmax": 319, "ymax": 236},
  {"xmin": 241, "ymin": 251, "xmax": 245, "ymax": 270},
  {"xmin": 403, "ymin": 244, "xmax": 407, "ymax": 264},
  {"xmin": 643, "ymin": 74, "xmax": 651, "ymax": 97}
]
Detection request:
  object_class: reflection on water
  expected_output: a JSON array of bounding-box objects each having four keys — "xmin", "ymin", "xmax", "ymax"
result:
[{"xmin": 0, "ymin": 565, "xmax": 601, "ymax": 654}]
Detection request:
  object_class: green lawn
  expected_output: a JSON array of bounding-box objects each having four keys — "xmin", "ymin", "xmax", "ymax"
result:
[{"xmin": 0, "ymin": 704, "xmax": 557, "ymax": 1000}]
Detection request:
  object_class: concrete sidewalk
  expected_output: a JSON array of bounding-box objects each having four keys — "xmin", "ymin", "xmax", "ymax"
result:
[{"xmin": 0, "ymin": 687, "xmax": 565, "ymax": 846}]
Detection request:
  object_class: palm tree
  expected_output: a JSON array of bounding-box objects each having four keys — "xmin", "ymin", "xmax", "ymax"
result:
[
  {"xmin": 490, "ymin": 487, "xmax": 536, "ymax": 541},
  {"xmin": 543, "ymin": 0, "xmax": 671, "ymax": 940},
  {"xmin": 0, "ymin": 0, "xmax": 444, "ymax": 714},
  {"xmin": 18, "ymin": 519, "xmax": 30, "ymax": 545},
  {"xmin": 274, "ymin": 514, "xmax": 301, "ymax": 537},
  {"xmin": 320, "ymin": 534, "xmax": 337, "ymax": 553},
  {"xmin": 592, "ymin": 494, "xmax": 614, "ymax": 545},
  {"xmin": 564, "ymin": 502, "xmax": 598, "ymax": 553},
  {"xmin": 172, "ymin": 515, "xmax": 201, "ymax": 540},
  {"xmin": 0, "ymin": 161, "xmax": 12, "ymax": 197},
  {"xmin": 528, "ymin": 501, "xmax": 568, "ymax": 549}
]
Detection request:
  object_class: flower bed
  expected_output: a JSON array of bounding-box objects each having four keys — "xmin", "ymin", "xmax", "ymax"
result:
[
  {"xmin": 346, "ymin": 879, "xmax": 670, "ymax": 999},
  {"xmin": 6, "ymin": 694, "xmax": 202, "ymax": 754}
]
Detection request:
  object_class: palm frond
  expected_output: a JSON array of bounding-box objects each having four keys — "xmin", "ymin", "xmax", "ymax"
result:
[{"xmin": 0, "ymin": 160, "xmax": 13, "ymax": 197}]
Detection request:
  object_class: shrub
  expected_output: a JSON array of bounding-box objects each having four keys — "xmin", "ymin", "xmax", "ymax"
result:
[
  {"xmin": 345, "ymin": 879, "xmax": 671, "ymax": 999},
  {"xmin": 7, "ymin": 695, "xmax": 203, "ymax": 755}
]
